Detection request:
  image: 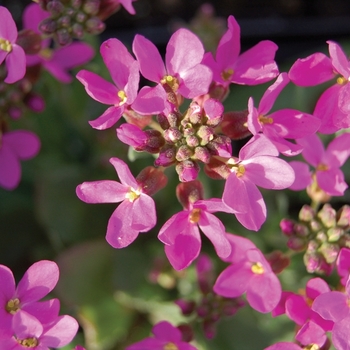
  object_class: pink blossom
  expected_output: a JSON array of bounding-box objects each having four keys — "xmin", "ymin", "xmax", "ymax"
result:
[
  {"xmin": 0, "ymin": 130, "xmax": 40, "ymax": 190},
  {"xmin": 202, "ymin": 15, "xmax": 279, "ymax": 87},
  {"xmin": 76, "ymin": 158, "xmax": 159, "ymax": 248},
  {"xmin": 222, "ymin": 134, "xmax": 295, "ymax": 231},
  {"xmin": 264, "ymin": 321, "xmax": 327, "ymax": 350},
  {"xmin": 117, "ymin": 0, "xmax": 137, "ymax": 14},
  {"xmin": 0, "ymin": 310, "xmax": 78, "ymax": 349},
  {"xmin": 158, "ymin": 196, "xmax": 232, "ymax": 270},
  {"xmin": 214, "ymin": 234, "xmax": 281, "ymax": 313},
  {"xmin": 132, "ymin": 28, "xmax": 212, "ymax": 107},
  {"xmin": 289, "ymin": 41, "xmax": 350, "ymax": 133},
  {"xmin": 289, "ymin": 132, "xmax": 350, "ymax": 196},
  {"xmin": 312, "ymin": 276, "xmax": 350, "ymax": 349},
  {"xmin": 77, "ymin": 38, "xmax": 144, "ymax": 129},
  {"xmin": 23, "ymin": 3, "xmax": 94, "ymax": 83},
  {"xmin": 0, "ymin": 261, "xmax": 60, "ymax": 330},
  {"xmin": 126, "ymin": 320, "xmax": 197, "ymax": 350},
  {"xmin": 337, "ymin": 248, "xmax": 350, "ymax": 286},
  {"xmin": 247, "ymin": 73, "xmax": 321, "ymax": 156},
  {"xmin": 0, "ymin": 6, "xmax": 26, "ymax": 84}
]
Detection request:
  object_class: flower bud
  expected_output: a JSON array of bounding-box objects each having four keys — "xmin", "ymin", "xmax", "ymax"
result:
[
  {"xmin": 287, "ymin": 236, "xmax": 306, "ymax": 251},
  {"xmin": 47, "ymin": 0, "xmax": 65, "ymax": 17},
  {"xmin": 220, "ymin": 110, "xmax": 251, "ymax": 140},
  {"xmin": 319, "ymin": 242, "xmax": 339, "ymax": 264},
  {"xmin": 56, "ymin": 28, "xmax": 71, "ymax": 46},
  {"xmin": 136, "ymin": 166, "xmax": 168, "ymax": 196},
  {"xmin": 186, "ymin": 135, "xmax": 199, "ymax": 148},
  {"xmin": 194, "ymin": 146, "xmax": 210, "ymax": 163},
  {"xmin": 177, "ymin": 324, "xmax": 194, "ymax": 343},
  {"xmin": 318, "ymin": 204, "xmax": 336, "ymax": 228},
  {"xmin": 155, "ymin": 144, "xmax": 176, "ymax": 167},
  {"xmin": 176, "ymin": 180, "xmax": 204, "ymax": 209},
  {"xmin": 97, "ymin": 0, "xmax": 122, "ymax": 21},
  {"xmin": 72, "ymin": 23, "xmax": 84, "ymax": 38},
  {"xmin": 207, "ymin": 135, "xmax": 232, "ymax": 157},
  {"xmin": 337, "ymin": 205, "xmax": 350, "ymax": 228},
  {"xmin": 197, "ymin": 125, "xmax": 214, "ymax": 145},
  {"xmin": 266, "ymin": 250, "xmax": 290, "ymax": 274},
  {"xmin": 294, "ymin": 223, "xmax": 309, "ymax": 237},
  {"xmin": 39, "ymin": 18, "xmax": 57, "ymax": 34},
  {"xmin": 163, "ymin": 127, "xmax": 182, "ymax": 143},
  {"xmin": 176, "ymin": 160, "xmax": 200, "ymax": 182},
  {"xmin": 299, "ymin": 205, "xmax": 315, "ymax": 222},
  {"xmin": 203, "ymin": 98, "xmax": 223, "ymax": 127},
  {"xmin": 280, "ymin": 218, "xmax": 295, "ymax": 236},
  {"xmin": 175, "ymin": 299, "xmax": 196, "ymax": 316},
  {"xmin": 57, "ymin": 15, "xmax": 71, "ymax": 28},
  {"xmin": 85, "ymin": 17, "xmax": 105, "ymax": 35},
  {"xmin": 176, "ymin": 145, "xmax": 193, "ymax": 162},
  {"xmin": 327, "ymin": 227, "xmax": 343, "ymax": 242},
  {"xmin": 144, "ymin": 130, "xmax": 165, "ymax": 153},
  {"xmin": 204, "ymin": 157, "xmax": 231, "ymax": 180},
  {"xmin": 83, "ymin": 0, "xmax": 100, "ymax": 15},
  {"xmin": 25, "ymin": 93, "xmax": 45, "ymax": 113},
  {"xmin": 16, "ymin": 30, "xmax": 42, "ymax": 55}
]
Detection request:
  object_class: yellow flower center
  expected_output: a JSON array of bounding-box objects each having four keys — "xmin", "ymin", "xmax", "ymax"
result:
[
  {"xmin": 40, "ymin": 48, "xmax": 53, "ymax": 60},
  {"xmin": 161, "ymin": 75, "xmax": 179, "ymax": 92},
  {"xmin": 316, "ymin": 163, "xmax": 328, "ymax": 171},
  {"xmin": 0, "ymin": 38, "xmax": 12, "ymax": 52},
  {"xmin": 221, "ymin": 68, "xmax": 234, "ymax": 81},
  {"xmin": 227, "ymin": 158, "xmax": 246, "ymax": 178},
  {"xmin": 6, "ymin": 298, "xmax": 20, "ymax": 314},
  {"xmin": 235, "ymin": 164, "xmax": 245, "ymax": 177},
  {"xmin": 125, "ymin": 187, "xmax": 141, "ymax": 202},
  {"xmin": 189, "ymin": 208, "xmax": 201, "ymax": 223},
  {"xmin": 258, "ymin": 115, "xmax": 273, "ymax": 124},
  {"xmin": 118, "ymin": 90, "xmax": 127, "ymax": 106},
  {"xmin": 16, "ymin": 337, "xmax": 39, "ymax": 348},
  {"xmin": 164, "ymin": 342, "xmax": 179, "ymax": 350},
  {"xmin": 303, "ymin": 344, "xmax": 319, "ymax": 350},
  {"xmin": 337, "ymin": 76, "xmax": 348, "ymax": 85},
  {"xmin": 251, "ymin": 262, "xmax": 264, "ymax": 274}
]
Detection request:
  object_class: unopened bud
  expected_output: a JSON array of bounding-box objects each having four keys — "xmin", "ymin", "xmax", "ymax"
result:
[
  {"xmin": 163, "ymin": 127, "xmax": 182, "ymax": 143},
  {"xmin": 186, "ymin": 135, "xmax": 199, "ymax": 148},
  {"xmin": 83, "ymin": 0, "xmax": 100, "ymax": 15},
  {"xmin": 220, "ymin": 110, "xmax": 251, "ymax": 140},
  {"xmin": 97, "ymin": 0, "xmax": 121, "ymax": 21},
  {"xmin": 327, "ymin": 227, "xmax": 343, "ymax": 242},
  {"xmin": 56, "ymin": 28, "xmax": 71, "ymax": 45},
  {"xmin": 299, "ymin": 205, "xmax": 315, "ymax": 222},
  {"xmin": 57, "ymin": 15, "xmax": 71, "ymax": 28},
  {"xmin": 287, "ymin": 236, "xmax": 306, "ymax": 251},
  {"xmin": 176, "ymin": 180, "xmax": 204, "ymax": 209},
  {"xmin": 318, "ymin": 204, "xmax": 336, "ymax": 228},
  {"xmin": 39, "ymin": 18, "xmax": 57, "ymax": 34},
  {"xmin": 155, "ymin": 144, "xmax": 176, "ymax": 167},
  {"xmin": 16, "ymin": 29, "xmax": 42, "ymax": 55},
  {"xmin": 204, "ymin": 157, "xmax": 230, "ymax": 180},
  {"xmin": 194, "ymin": 146, "xmax": 210, "ymax": 163},
  {"xmin": 176, "ymin": 160, "xmax": 200, "ymax": 182},
  {"xmin": 85, "ymin": 17, "xmax": 105, "ymax": 34},
  {"xmin": 319, "ymin": 242, "xmax": 339, "ymax": 264},
  {"xmin": 72, "ymin": 23, "xmax": 84, "ymax": 38},
  {"xmin": 71, "ymin": 0, "xmax": 83, "ymax": 9},
  {"xmin": 47, "ymin": 0, "xmax": 65, "ymax": 17},
  {"xmin": 197, "ymin": 125, "xmax": 214, "ymax": 145},
  {"xmin": 337, "ymin": 205, "xmax": 350, "ymax": 228},
  {"xmin": 280, "ymin": 218, "xmax": 295, "ymax": 236},
  {"xmin": 176, "ymin": 145, "xmax": 193, "ymax": 161},
  {"xmin": 136, "ymin": 166, "xmax": 167, "ymax": 196}
]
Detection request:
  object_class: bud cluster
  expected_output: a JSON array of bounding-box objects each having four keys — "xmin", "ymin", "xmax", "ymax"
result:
[
  {"xmin": 154, "ymin": 100, "xmax": 231, "ymax": 182},
  {"xmin": 280, "ymin": 204, "xmax": 350, "ymax": 274},
  {"xmin": 38, "ymin": 0, "xmax": 107, "ymax": 45}
]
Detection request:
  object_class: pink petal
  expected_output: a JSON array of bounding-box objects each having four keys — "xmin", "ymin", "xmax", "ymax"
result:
[
  {"xmin": 233, "ymin": 40, "xmax": 279, "ymax": 85},
  {"xmin": 106, "ymin": 201, "xmax": 140, "ymax": 248},
  {"xmin": 247, "ymin": 97, "xmax": 262, "ymax": 135},
  {"xmin": 40, "ymin": 315, "xmax": 79, "ymax": 348},
  {"xmin": 337, "ymin": 248, "xmax": 350, "ymax": 286},
  {"xmin": 12, "ymin": 311, "xmax": 43, "ymax": 339},
  {"xmin": 76, "ymin": 180, "xmax": 127, "ymax": 203},
  {"xmin": 16, "ymin": 261, "xmax": 59, "ymax": 304},
  {"xmin": 0, "ymin": 142, "xmax": 21, "ymax": 190},
  {"xmin": 158, "ymin": 211, "xmax": 190, "ymax": 245},
  {"xmin": 76, "ymin": 70, "xmax": 119, "ymax": 104},
  {"xmin": 285, "ymin": 294, "xmax": 310, "ymax": 325},
  {"xmin": 258, "ymin": 73, "xmax": 289, "ymax": 115},
  {"xmin": 178, "ymin": 64, "xmax": 212, "ymax": 98},
  {"xmin": 23, "ymin": 3, "xmax": 49, "ymax": 32},
  {"xmin": 23, "ymin": 298, "xmax": 60, "ymax": 325},
  {"xmin": 119, "ymin": 0, "xmax": 136, "ymax": 14},
  {"xmin": 198, "ymin": 212, "xmax": 231, "ymax": 259},
  {"xmin": 132, "ymin": 85, "xmax": 166, "ymax": 115},
  {"xmin": 288, "ymin": 161, "xmax": 312, "ymax": 191},
  {"xmin": 0, "ymin": 6, "xmax": 17, "ymax": 42},
  {"xmin": 239, "ymin": 134, "xmax": 279, "ymax": 159},
  {"xmin": 215, "ymin": 15, "xmax": 241, "ymax": 71},
  {"xmin": 214, "ymin": 262, "xmax": 251, "ymax": 298},
  {"xmin": 101, "ymin": 38, "xmax": 139, "ymax": 90},
  {"xmin": 328, "ymin": 40, "xmax": 350, "ymax": 79},
  {"xmin": 4, "ymin": 45, "xmax": 26, "ymax": 84},
  {"xmin": 324, "ymin": 132, "xmax": 350, "ymax": 167},
  {"xmin": 247, "ymin": 272, "xmax": 281, "ymax": 313},
  {"xmin": 109, "ymin": 157, "xmax": 139, "ymax": 188},
  {"xmin": 288, "ymin": 52, "xmax": 334, "ymax": 86},
  {"xmin": 164, "ymin": 229, "xmax": 202, "ymax": 270},
  {"xmin": 244, "ymin": 156, "xmax": 295, "ymax": 189},
  {"xmin": 88, "ymin": 105, "xmax": 123, "ymax": 130},
  {"xmin": 0, "ymin": 265, "xmax": 15, "ymax": 301},
  {"xmin": 132, "ymin": 34, "xmax": 165, "ymax": 82},
  {"xmin": 295, "ymin": 321, "xmax": 326, "ymax": 347},
  {"xmin": 224, "ymin": 234, "xmax": 257, "ymax": 264},
  {"xmin": 264, "ymin": 133, "xmax": 304, "ymax": 156},
  {"xmin": 152, "ymin": 321, "xmax": 182, "ymax": 342},
  {"xmin": 312, "ymin": 291, "xmax": 349, "ymax": 322},
  {"xmin": 166, "ymin": 28, "xmax": 204, "ymax": 76},
  {"xmin": 316, "ymin": 168, "xmax": 347, "ymax": 196},
  {"xmin": 338, "ymin": 83, "xmax": 350, "ymax": 115},
  {"xmin": 332, "ymin": 315, "xmax": 350, "ymax": 350},
  {"xmin": 265, "ymin": 343, "xmax": 301, "ymax": 350},
  {"xmin": 297, "ymin": 134, "xmax": 324, "ymax": 167},
  {"xmin": 4, "ymin": 130, "xmax": 40, "ymax": 160},
  {"xmin": 130, "ymin": 194, "xmax": 156, "ymax": 232},
  {"xmin": 305, "ymin": 277, "xmax": 331, "ymax": 301}
]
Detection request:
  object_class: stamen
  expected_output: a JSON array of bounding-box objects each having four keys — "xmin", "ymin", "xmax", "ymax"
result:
[
  {"xmin": 118, "ymin": 90, "xmax": 127, "ymax": 106},
  {"xmin": 221, "ymin": 68, "xmax": 234, "ymax": 81},
  {"xmin": 236, "ymin": 164, "xmax": 245, "ymax": 177},
  {"xmin": 251, "ymin": 262, "xmax": 264, "ymax": 274},
  {"xmin": 337, "ymin": 76, "xmax": 347, "ymax": 85},
  {"xmin": 125, "ymin": 188, "xmax": 141, "ymax": 202},
  {"xmin": 40, "ymin": 48, "xmax": 53, "ymax": 60},
  {"xmin": 6, "ymin": 298, "xmax": 20, "ymax": 314},
  {"xmin": 189, "ymin": 208, "xmax": 201, "ymax": 223},
  {"xmin": 0, "ymin": 38, "xmax": 12, "ymax": 53},
  {"xmin": 316, "ymin": 163, "xmax": 328, "ymax": 171},
  {"xmin": 258, "ymin": 115, "xmax": 273, "ymax": 124},
  {"xmin": 16, "ymin": 337, "xmax": 39, "ymax": 348},
  {"xmin": 164, "ymin": 342, "xmax": 179, "ymax": 350},
  {"xmin": 161, "ymin": 75, "xmax": 179, "ymax": 92},
  {"xmin": 303, "ymin": 344, "xmax": 319, "ymax": 350}
]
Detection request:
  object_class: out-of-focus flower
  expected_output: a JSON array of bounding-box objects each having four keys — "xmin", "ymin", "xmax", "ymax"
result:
[{"xmin": 0, "ymin": 6, "xmax": 26, "ymax": 84}]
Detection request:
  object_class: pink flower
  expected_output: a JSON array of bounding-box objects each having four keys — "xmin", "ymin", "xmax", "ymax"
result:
[
  {"xmin": 76, "ymin": 158, "xmax": 163, "ymax": 248},
  {"xmin": 202, "ymin": 15, "xmax": 279, "ymax": 87},
  {"xmin": 214, "ymin": 234, "xmax": 282, "ymax": 313},
  {"xmin": 0, "ymin": 6, "xmax": 26, "ymax": 84},
  {"xmin": 158, "ymin": 197, "xmax": 232, "ymax": 270},
  {"xmin": 264, "ymin": 321, "xmax": 327, "ymax": 350},
  {"xmin": 0, "ymin": 261, "xmax": 60, "ymax": 330},
  {"xmin": 0, "ymin": 310, "xmax": 78, "ymax": 349},
  {"xmin": 0, "ymin": 130, "xmax": 40, "ymax": 190},
  {"xmin": 132, "ymin": 28, "xmax": 212, "ymax": 107},
  {"xmin": 23, "ymin": 3, "xmax": 94, "ymax": 83},
  {"xmin": 125, "ymin": 321, "xmax": 197, "ymax": 350},
  {"xmin": 289, "ymin": 41, "xmax": 350, "ymax": 133},
  {"xmin": 312, "ymin": 276, "xmax": 350, "ymax": 349},
  {"xmin": 289, "ymin": 132, "xmax": 350, "ymax": 196},
  {"xmin": 337, "ymin": 248, "xmax": 350, "ymax": 286},
  {"xmin": 247, "ymin": 73, "xmax": 321, "ymax": 156},
  {"xmin": 222, "ymin": 134, "xmax": 295, "ymax": 231},
  {"xmin": 76, "ymin": 38, "xmax": 143, "ymax": 129}
]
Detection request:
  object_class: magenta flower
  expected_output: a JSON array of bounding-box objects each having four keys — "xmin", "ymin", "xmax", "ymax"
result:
[
  {"xmin": 289, "ymin": 41, "xmax": 350, "ymax": 133},
  {"xmin": 284, "ymin": 278, "xmax": 333, "ymax": 331},
  {"xmin": 289, "ymin": 132, "xmax": 350, "ymax": 196},
  {"xmin": 214, "ymin": 234, "xmax": 281, "ymax": 313},
  {"xmin": 202, "ymin": 15, "xmax": 279, "ymax": 87},
  {"xmin": 0, "ymin": 130, "xmax": 40, "ymax": 190},
  {"xmin": 247, "ymin": 73, "xmax": 321, "ymax": 156},
  {"xmin": 0, "ymin": 309, "xmax": 78, "ymax": 349},
  {"xmin": 0, "ymin": 260, "xmax": 60, "ymax": 330},
  {"xmin": 222, "ymin": 134, "xmax": 295, "ymax": 231},
  {"xmin": 158, "ymin": 197, "xmax": 232, "ymax": 270},
  {"xmin": 76, "ymin": 158, "xmax": 161, "ymax": 248},
  {"xmin": 0, "ymin": 6, "xmax": 26, "ymax": 84},
  {"xmin": 126, "ymin": 321, "xmax": 197, "ymax": 350},
  {"xmin": 337, "ymin": 248, "xmax": 350, "ymax": 286},
  {"xmin": 77, "ymin": 38, "xmax": 143, "ymax": 130},
  {"xmin": 132, "ymin": 28, "xmax": 212, "ymax": 106},
  {"xmin": 312, "ymin": 276, "xmax": 350, "ymax": 349},
  {"xmin": 264, "ymin": 321, "xmax": 327, "ymax": 350}
]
